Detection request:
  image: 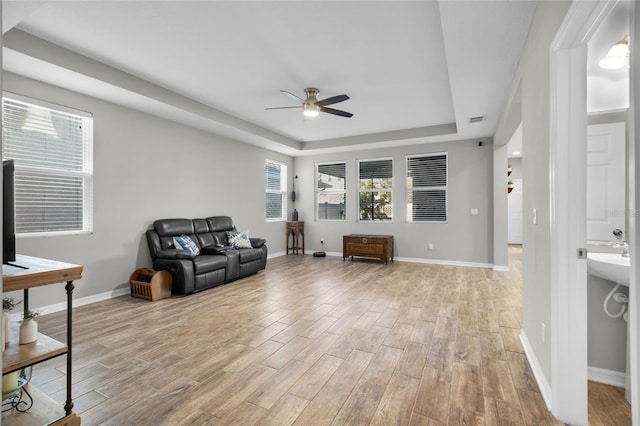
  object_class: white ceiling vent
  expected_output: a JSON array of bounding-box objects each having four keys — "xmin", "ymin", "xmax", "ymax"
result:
[{"xmin": 469, "ymin": 116, "xmax": 484, "ymax": 123}]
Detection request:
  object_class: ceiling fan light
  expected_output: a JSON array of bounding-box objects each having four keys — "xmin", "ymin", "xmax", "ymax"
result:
[
  {"xmin": 303, "ymin": 103, "xmax": 320, "ymax": 118},
  {"xmin": 599, "ymin": 36, "xmax": 629, "ymax": 69}
]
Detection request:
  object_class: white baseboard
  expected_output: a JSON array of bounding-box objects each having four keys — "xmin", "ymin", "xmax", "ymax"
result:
[
  {"xmin": 394, "ymin": 256, "xmax": 493, "ymax": 269},
  {"xmin": 520, "ymin": 329, "xmax": 552, "ymax": 410},
  {"xmin": 268, "ymin": 251, "xmax": 287, "ymax": 259},
  {"xmin": 277, "ymin": 250, "xmax": 494, "ymax": 269},
  {"xmin": 10, "ymin": 287, "xmax": 131, "ymax": 320},
  {"xmin": 588, "ymin": 366, "xmax": 626, "ymax": 387},
  {"xmin": 493, "ymin": 265, "xmax": 510, "ymax": 272}
]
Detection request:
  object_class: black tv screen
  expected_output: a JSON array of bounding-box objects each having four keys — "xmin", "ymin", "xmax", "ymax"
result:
[{"xmin": 3, "ymin": 159, "xmax": 16, "ymax": 264}]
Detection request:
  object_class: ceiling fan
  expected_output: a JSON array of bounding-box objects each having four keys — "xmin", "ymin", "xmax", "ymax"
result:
[{"xmin": 265, "ymin": 88, "xmax": 353, "ymax": 118}]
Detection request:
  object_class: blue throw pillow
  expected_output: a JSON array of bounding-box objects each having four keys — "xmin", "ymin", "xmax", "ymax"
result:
[
  {"xmin": 227, "ymin": 230, "xmax": 253, "ymax": 249},
  {"xmin": 173, "ymin": 234, "xmax": 200, "ymax": 255}
]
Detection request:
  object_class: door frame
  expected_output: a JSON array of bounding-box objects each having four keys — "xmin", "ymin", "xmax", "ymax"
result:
[
  {"xmin": 549, "ymin": 0, "xmax": 619, "ymax": 423},
  {"xmin": 629, "ymin": 1, "xmax": 639, "ymax": 422}
]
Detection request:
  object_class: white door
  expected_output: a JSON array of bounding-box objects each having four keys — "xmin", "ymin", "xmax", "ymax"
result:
[
  {"xmin": 508, "ymin": 179, "xmax": 523, "ymax": 244},
  {"xmin": 587, "ymin": 122, "xmax": 626, "ymax": 243}
]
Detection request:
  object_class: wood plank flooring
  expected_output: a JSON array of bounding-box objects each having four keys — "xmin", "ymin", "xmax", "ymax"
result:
[{"xmin": 18, "ymin": 247, "xmax": 624, "ymax": 425}]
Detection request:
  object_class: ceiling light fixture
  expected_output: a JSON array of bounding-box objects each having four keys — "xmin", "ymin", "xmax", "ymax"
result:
[
  {"xmin": 599, "ymin": 35, "xmax": 629, "ymax": 69},
  {"xmin": 302, "ymin": 102, "xmax": 320, "ymax": 118}
]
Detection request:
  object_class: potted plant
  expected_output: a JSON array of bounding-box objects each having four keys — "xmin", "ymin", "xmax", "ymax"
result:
[
  {"xmin": 2, "ymin": 297, "xmax": 21, "ymax": 348},
  {"xmin": 508, "ymin": 180, "xmax": 514, "ymax": 193},
  {"xmin": 507, "ymin": 164, "xmax": 513, "ymax": 176},
  {"xmin": 19, "ymin": 309, "xmax": 41, "ymax": 345}
]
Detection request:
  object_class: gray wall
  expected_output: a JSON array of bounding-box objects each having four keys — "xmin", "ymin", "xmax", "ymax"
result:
[
  {"xmin": 494, "ymin": 0, "xmax": 571, "ymax": 384},
  {"xmin": 3, "ymin": 72, "xmax": 293, "ymax": 308},
  {"xmin": 294, "ymin": 138, "xmax": 494, "ymax": 264},
  {"xmin": 587, "ymin": 274, "xmax": 628, "ymax": 372}
]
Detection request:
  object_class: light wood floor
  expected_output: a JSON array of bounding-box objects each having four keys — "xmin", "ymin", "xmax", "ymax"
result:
[{"xmin": 22, "ymin": 247, "xmax": 625, "ymax": 425}]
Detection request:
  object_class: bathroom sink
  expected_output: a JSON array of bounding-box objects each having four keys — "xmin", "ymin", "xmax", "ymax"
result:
[{"xmin": 587, "ymin": 252, "xmax": 630, "ymax": 287}]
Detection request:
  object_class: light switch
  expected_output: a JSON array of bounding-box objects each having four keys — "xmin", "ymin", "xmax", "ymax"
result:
[
  {"xmin": 533, "ymin": 209, "xmax": 537, "ymax": 225},
  {"xmin": 471, "ymin": 208, "xmax": 479, "ymax": 216}
]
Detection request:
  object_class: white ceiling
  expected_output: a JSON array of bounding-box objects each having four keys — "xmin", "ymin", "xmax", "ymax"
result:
[{"xmin": 2, "ymin": 0, "xmax": 536, "ymax": 156}]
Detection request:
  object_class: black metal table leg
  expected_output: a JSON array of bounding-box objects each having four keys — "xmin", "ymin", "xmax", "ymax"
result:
[{"xmin": 64, "ymin": 281, "xmax": 74, "ymax": 416}]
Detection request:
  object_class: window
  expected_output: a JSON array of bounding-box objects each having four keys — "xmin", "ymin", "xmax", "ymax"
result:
[
  {"xmin": 358, "ymin": 158, "xmax": 392, "ymax": 221},
  {"xmin": 406, "ymin": 153, "xmax": 447, "ymax": 222},
  {"xmin": 2, "ymin": 93, "xmax": 93, "ymax": 235},
  {"xmin": 265, "ymin": 160, "xmax": 286, "ymax": 221},
  {"xmin": 316, "ymin": 162, "xmax": 346, "ymax": 221}
]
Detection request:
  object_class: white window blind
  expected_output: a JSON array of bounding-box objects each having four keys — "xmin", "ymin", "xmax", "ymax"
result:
[
  {"xmin": 265, "ymin": 160, "xmax": 286, "ymax": 221},
  {"xmin": 2, "ymin": 94, "xmax": 93, "ymax": 235},
  {"xmin": 358, "ymin": 158, "xmax": 392, "ymax": 221},
  {"xmin": 407, "ymin": 153, "xmax": 447, "ymax": 222},
  {"xmin": 316, "ymin": 162, "xmax": 346, "ymax": 221}
]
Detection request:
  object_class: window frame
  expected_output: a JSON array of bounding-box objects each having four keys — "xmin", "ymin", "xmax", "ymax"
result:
[
  {"xmin": 315, "ymin": 161, "xmax": 347, "ymax": 222},
  {"xmin": 405, "ymin": 152, "xmax": 448, "ymax": 223},
  {"xmin": 265, "ymin": 159, "xmax": 287, "ymax": 222},
  {"xmin": 2, "ymin": 92, "xmax": 94, "ymax": 237},
  {"xmin": 357, "ymin": 157, "xmax": 393, "ymax": 223}
]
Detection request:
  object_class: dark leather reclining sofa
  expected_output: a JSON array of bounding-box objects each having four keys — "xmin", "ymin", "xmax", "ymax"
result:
[{"xmin": 146, "ymin": 216, "xmax": 267, "ymax": 295}]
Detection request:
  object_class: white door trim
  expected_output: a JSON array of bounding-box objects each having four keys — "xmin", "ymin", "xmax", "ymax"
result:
[
  {"xmin": 549, "ymin": 1, "xmax": 617, "ymax": 424},
  {"xmin": 629, "ymin": 2, "xmax": 639, "ymax": 423}
]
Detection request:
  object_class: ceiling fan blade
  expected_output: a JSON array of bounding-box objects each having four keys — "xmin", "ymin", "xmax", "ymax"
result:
[
  {"xmin": 265, "ymin": 106, "xmax": 301, "ymax": 110},
  {"xmin": 320, "ymin": 106, "xmax": 353, "ymax": 118},
  {"xmin": 280, "ymin": 90, "xmax": 304, "ymax": 103},
  {"xmin": 316, "ymin": 94, "xmax": 349, "ymax": 107}
]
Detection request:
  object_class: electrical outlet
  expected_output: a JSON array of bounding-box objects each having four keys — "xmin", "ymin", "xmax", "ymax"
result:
[
  {"xmin": 428, "ymin": 243, "xmax": 434, "ymax": 250},
  {"xmin": 320, "ymin": 238, "xmax": 324, "ymax": 244},
  {"xmin": 541, "ymin": 322, "xmax": 546, "ymax": 344}
]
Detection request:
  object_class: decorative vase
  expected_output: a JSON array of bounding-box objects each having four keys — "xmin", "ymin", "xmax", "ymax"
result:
[
  {"xmin": 19, "ymin": 319, "xmax": 37, "ymax": 345},
  {"xmin": 292, "ymin": 209, "xmax": 299, "ymax": 221},
  {"xmin": 3, "ymin": 312, "xmax": 10, "ymax": 348}
]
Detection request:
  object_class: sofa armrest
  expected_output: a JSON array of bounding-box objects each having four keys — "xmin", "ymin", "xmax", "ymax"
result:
[
  {"xmin": 250, "ymin": 238, "xmax": 266, "ymax": 248},
  {"xmin": 156, "ymin": 249, "xmax": 197, "ymax": 260},
  {"xmin": 201, "ymin": 245, "xmax": 233, "ymax": 255},
  {"xmin": 146, "ymin": 229, "xmax": 163, "ymax": 260},
  {"xmin": 153, "ymin": 257, "xmax": 195, "ymax": 295}
]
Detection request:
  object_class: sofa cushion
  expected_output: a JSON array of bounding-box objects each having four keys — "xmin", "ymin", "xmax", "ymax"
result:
[
  {"xmin": 207, "ymin": 216, "xmax": 234, "ymax": 232},
  {"xmin": 154, "ymin": 219, "xmax": 194, "ymax": 236},
  {"xmin": 238, "ymin": 248, "xmax": 264, "ymax": 263},
  {"xmin": 193, "ymin": 255, "xmax": 227, "ymax": 275},
  {"xmin": 227, "ymin": 231, "xmax": 253, "ymax": 249},
  {"xmin": 196, "ymin": 232, "xmax": 216, "ymax": 248}
]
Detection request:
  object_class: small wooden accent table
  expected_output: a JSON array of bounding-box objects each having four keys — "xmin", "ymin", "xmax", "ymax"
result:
[
  {"xmin": 286, "ymin": 221, "xmax": 305, "ymax": 255},
  {"xmin": 2, "ymin": 255, "xmax": 83, "ymax": 426},
  {"xmin": 343, "ymin": 234, "xmax": 394, "ymax": 264}
]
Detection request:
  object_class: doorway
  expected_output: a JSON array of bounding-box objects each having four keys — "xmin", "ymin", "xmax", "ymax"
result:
[{"xmin": 549, "ymin": 0, "xmax": 636, "ymax": 424}]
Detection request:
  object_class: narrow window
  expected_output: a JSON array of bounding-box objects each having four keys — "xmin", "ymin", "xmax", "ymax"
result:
[
  {"xmin": 265, "ymin": 160, "xmax": 287, "ymax": 221},
  {"xmin": 2, "ymin": 93, "xmax": 93, "ymax": 235},
  {"xmin": 358, "ymin": 158, "xmax": 392, "ymax": 221},
  {"xmin": 316, "ymin": 162, "xmax": 346, "ymax": 221},
  {"xmin": 406, "ymin": 153, "xmax": 447, "ymax": 222}
]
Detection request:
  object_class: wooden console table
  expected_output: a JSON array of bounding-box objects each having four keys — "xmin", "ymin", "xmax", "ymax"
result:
[
  {"xmin": 286, "ymin": 221, "xmax": 305, "ymax": 255},
  {"xmin": 2, "ymin": 255, "xmax": 83, "ymax": 426},
  {"xmin": 343, "ymin": 234, "xmax": 394, "ymax": 264}
]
